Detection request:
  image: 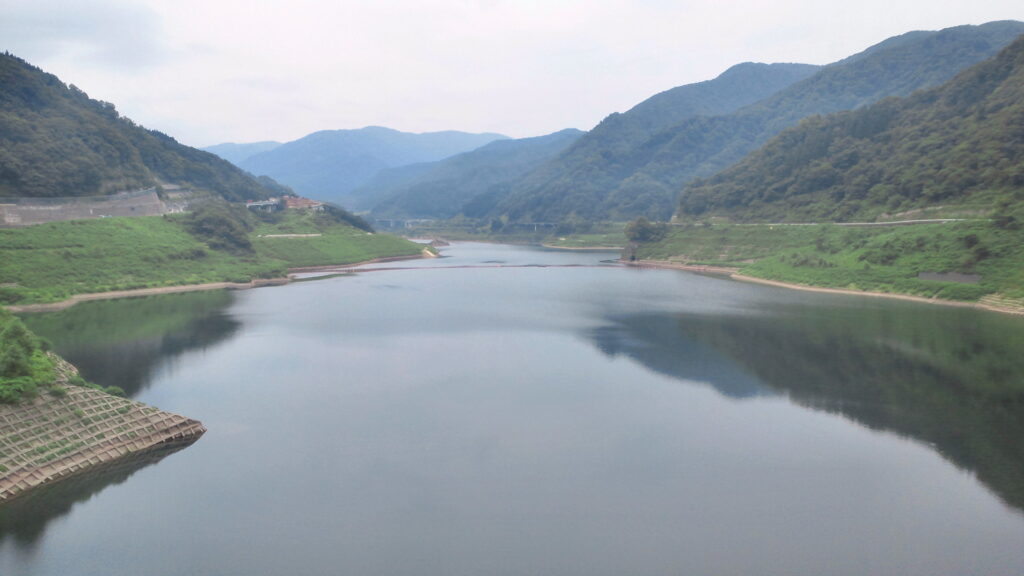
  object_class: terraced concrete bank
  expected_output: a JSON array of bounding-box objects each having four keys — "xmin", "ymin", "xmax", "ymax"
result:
[{"xmin": 0, "ymin": 367, "xmax": 205, "ymax": 502}]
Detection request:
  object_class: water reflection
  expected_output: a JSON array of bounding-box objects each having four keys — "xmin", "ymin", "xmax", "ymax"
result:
[
  {"xmin": 591, "ymin": 300, "xmax": 1024, "ymax": 510},
  {"xmin": 590, "ymin": 316, "xmax": 771, "ymax": 399},
  {"xmin": 20, "ymin": 291, "xmax": 240, "ymax": 396},
  {"xmin": 0, "ymin": 444, "xmax": 190, "ymax": 552},
  {"xmin": 4, "ymin": 246, "xmax": 1024, "ymax": 575}
]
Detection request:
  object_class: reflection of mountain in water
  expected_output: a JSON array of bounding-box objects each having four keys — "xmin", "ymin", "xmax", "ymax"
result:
[
  {"xmin": 589, "ymin": 316, "xmax": 771, "ymax": 399},
  {"xmin": 21, "ymin": 291, "xmax": 240, "ymax": 397},
  {"xmin": 591, "ymin": 302, "xmax": 1024, "ymax": 511},
  {"xmin": 0, "ymin": 444, "xmax": 189, "ymax": 551}
]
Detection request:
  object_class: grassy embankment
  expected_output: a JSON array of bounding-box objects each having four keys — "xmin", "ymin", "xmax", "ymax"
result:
[
  {"xmin": 392, "ymin": 220, "xmax": 629, "ymax": 248},
  {"xmin": 635, "ymin": 221, "xmax": 1024, "ymax": 303},
  {"xmin": 542, "ymin": 224, "xmax": 629, "ymax": 249},
  {"xmin": 0, "ymin": 210, "xmax": 423, "ymax": 305}
]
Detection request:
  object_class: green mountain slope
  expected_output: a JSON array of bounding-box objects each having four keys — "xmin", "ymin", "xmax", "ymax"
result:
[
  {"xmin": 367, "ymin": 129, "xmax": 584, "ymax": 219},
  {"xmin": 0, "ymin": 53, "xmax": 278, "ymax": 202},
  {"xmin": 344, "ymin": 162, "xmax": 438, "ymax": 212},
  {"xmin": 678, "ymin": 32, "xmax": 1024, "ymax": 223},
  {"xmin": 495, "ymin": 62, "xmax": 821, "ymax": 221},
  {"xmin": 496, "ymin": 21, "xmax": 1024, "ymax": 223},
  {"xmin": 237, "ymin": 126, "xmax": 508, "ymax": 207}
]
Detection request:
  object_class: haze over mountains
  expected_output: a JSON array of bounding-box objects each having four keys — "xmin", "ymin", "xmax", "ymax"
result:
[
  {"xmin": 491, "ymin": 20, "xmax": 1024, "ymax": 223},
  {"xmin": 211, "ymin": 127, "xmax": 508, "ymax": 206},
  {"xmin": 201, "ymin": 141, "xmax": 281, "ymax": 166},
  {"xmin": 488, "ymin": 62, "xmax": 822, "ymax": 221},
  {"xmin": 365, "ymin": 129, "xmax": 584, "ymax": 219},
  {"xmin": 4, "ymin": 19, "xmax": 1022, "ymax": 230},
  {"xmin": 202, "ymin": 21, "xmax": 1023, "ymax": 226},
  {"xmin": 677, "ymin": 33, "xmax": 1024, "ymax": 223}
]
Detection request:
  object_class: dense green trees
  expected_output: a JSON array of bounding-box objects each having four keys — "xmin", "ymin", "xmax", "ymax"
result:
[
  {"xmin": 624, "ymin": 217, "xmax": 668, "ymax": 243},
  {"xmin": 0, "ymin": 52, "xmax": 277, "ymax": 201},
  {"xmin": 182, "ymin": 204, "xmax": 255, "ymax": 254},
  {"xmin": 0, "ymin": 311, "xmax": 53, "ymax": 403},
  {"xmin": 678, "ymin": 33, "xmax": 1024, "ymax": 223},
  {"xmin": 490, "ymin": 22, "xmax": 1024, "ymax": 224}
]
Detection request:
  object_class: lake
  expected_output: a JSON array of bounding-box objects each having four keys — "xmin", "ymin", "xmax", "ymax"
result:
[{"xmin": 4, "ymin": 242, "xmax": 1024, "ymax": 576}]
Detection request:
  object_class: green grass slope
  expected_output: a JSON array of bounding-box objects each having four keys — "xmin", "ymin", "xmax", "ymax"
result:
[
  {"xmin": 0, "ymin": 210, "xmax": 422, "ymax": 305},
  {"xmin": 638, "ymin": 222, "xmax": 1024, "ymax": 302}
]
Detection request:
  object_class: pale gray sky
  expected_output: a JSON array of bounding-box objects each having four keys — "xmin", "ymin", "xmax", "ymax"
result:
[{"xmin": 2, "ymin": 0, "xmax": 1022, "ymax": 147}]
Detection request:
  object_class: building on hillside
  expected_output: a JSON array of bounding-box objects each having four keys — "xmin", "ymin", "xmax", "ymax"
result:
[
  {"xmin": 245, "ymin": 198, "xmax": 280, "ymax": 212},
  {"xmin": 282, "ymin": 196, "xmax": 325, "ymax": 211}
]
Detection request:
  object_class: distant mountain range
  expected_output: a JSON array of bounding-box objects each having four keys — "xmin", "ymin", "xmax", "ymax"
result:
[
  {"xmin": 677, "ymin": 32, "xmax": 1024, "ymax": 223},
  {"xmin": 0, "ymin": 53, "xmax": 279, "ymax": 202},
  {"xmin": 206, "ymin": 127, "xmax": 508, "ymax": 206},
  {"xmin": 201, "ymin": 141, "xmax": 281, "ymax": 165},
  {"xmin": 491, "ymin": 20, "xmax": 1024, "ymax": 223},
  {"xmin": 14, "ymin": 18, "xmax": 1018, "ymax": 228},
  {"xmin": 364, "ymin": 129, "xmax": 584, "ymax": 219},
  {"xmin": 492, "ymin": 62, "xmax": 822, "ymax": 221}
]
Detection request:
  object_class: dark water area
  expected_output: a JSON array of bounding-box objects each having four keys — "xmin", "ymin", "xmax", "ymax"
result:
[
  {"xmin": 4, "ymin": 243, "xmax": 1024, "ymax": 575},
  {"xmin": 21, "ymin": 291, "xmax": 240, "ymax": 397}
]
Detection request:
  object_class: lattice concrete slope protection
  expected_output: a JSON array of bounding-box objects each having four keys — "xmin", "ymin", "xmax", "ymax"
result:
[
  {"xmin": 0, "ymin": 188, "xmax": 168, "ymax": 226},
  {"xmin": 0, "ymin": 387, "xmax": 205, "ymax": 501}
]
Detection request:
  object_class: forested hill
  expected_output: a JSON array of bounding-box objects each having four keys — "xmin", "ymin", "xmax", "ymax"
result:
[
  {"xmin": 494, "ymin": 62, "xmax": 821, "ymax": 221},
  {"xmin": 236, "ymin": 126, "xmax": 508, "ymax": 207},
  {"xmin": 0, "ymin": 53, "xmax": 279, "ymax": 202},
  {"xmin": 677, "ymin": 33, "xmax": 1024, "ymax": 223},
  {"xmin": 493, "ymin": 20, "xmax": 1024, "ymax": 223},
  {"xmin": 366, "ymin": 129, "xmax": 584, "ymax": 219}
]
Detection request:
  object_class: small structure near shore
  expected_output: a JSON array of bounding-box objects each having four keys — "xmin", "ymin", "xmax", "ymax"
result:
[
  {"xmin": 0, "ymin": 376, "xmax": 205, "ymax": 502},
  {"xmin": 246, "ymin": 195, "xmax": 326, "ymax": 213}
]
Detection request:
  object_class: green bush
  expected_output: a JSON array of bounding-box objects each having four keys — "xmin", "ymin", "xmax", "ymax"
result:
[
  {"xmin": 625, "ymin": 217, "xmax": 668, "ymax": 243},
  {"xmin": 183, "ymin": 203, "xmax": 254, "ymax": 254},
  {"xmin": 0, "ymin": 344, "xmax": 31, "ymax": 378}
]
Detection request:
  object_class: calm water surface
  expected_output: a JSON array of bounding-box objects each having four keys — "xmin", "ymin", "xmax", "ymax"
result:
[{"xmin": 4, "ymin": 242, "xmax": 1024, "ymax": 575}]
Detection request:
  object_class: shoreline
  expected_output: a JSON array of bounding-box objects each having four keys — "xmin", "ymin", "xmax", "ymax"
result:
[
  {"xmin": 0, "ymin": 380, "xmax": 206, "ymax": 503},
  {"xmin": 286, "ymin": 249, "xmax": 434, "ymax": 273},
  {"xmin": 540, "ymin": 243, "xmax": 624, "ymax": 251},
  {"xmin": 6, "ymin": 249, "xmax": 1020, "ymax": 317},
  {"xmin": 624, "ymin": 260, "xmax": 740, "ymax": 276},
  {"xmin": 6, "ymin": 251, "xmax": 428, "ymax": 314},
  {"xmin": 630, "ymin": 259, "xmax": 1024, "ymax": 317}
]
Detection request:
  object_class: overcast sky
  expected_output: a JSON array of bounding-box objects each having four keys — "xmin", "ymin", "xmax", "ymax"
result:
[{"xmin": 2, "ymin": 0, "xmax": 1022, "ymax": 147}]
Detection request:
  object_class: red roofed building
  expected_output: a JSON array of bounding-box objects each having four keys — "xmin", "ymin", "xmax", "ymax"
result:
[{"xmin": 282, "ymin": 196, "xmax": 325, "ymax": 211}]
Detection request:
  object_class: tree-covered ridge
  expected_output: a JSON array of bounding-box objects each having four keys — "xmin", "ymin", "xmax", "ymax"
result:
[
  {"xmin": 493, "ymin": 21, "xmax": 1024, "ymax": 223},
  {"xmin": 366, "ymin": 129, "xmax": 584, "ymax": 219},
  {"xmin": 679, "ymin": 32, "xmax": 1024, "ymax": 223},
  {"xmin": 494, "ymin": 62, "xmax": 821, "ymax": 222},
  {"xmin": 0, "ymin": 53, "xmax": 277, "ymax": 202}
]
